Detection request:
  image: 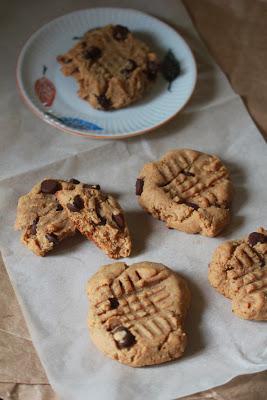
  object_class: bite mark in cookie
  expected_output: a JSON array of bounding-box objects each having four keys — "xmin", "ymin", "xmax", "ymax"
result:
[{"xmin": 56, "ymin": 183, "xmax": 131, "ymax": 259}]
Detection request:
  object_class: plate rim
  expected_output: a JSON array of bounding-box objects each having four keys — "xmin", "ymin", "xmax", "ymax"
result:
[{"xmin": 16, "ymin": 7, "xmax": 197, "ymax": 140}]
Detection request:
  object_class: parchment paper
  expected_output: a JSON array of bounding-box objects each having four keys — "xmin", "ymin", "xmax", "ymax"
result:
[{"xmin": 0, "ymin": 1, "xmax": 267, "ymax": 399}]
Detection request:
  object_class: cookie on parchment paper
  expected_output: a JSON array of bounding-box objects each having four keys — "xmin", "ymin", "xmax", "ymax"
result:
[
  {"xmin": 15, "ymin": 179, "xmax": 76, "ymax": 256},
  {"xmin": 87, "ymin": 261, "xmax": 190, "ymax": 366},
  {"xmin": 56, "ymin": 182, "xmax": 131, "ymax": 259},
  {"xmin": 208, "ymin": 227, "xmax": 267, "ymax": 320},
  {"xmin": 136, "ymin": 149, "xmax": 232, "ymax": 237}
]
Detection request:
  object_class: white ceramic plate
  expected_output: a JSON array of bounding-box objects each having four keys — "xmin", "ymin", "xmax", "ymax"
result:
[{"xmin": 17, "ymin": 8, "xmax": 197, "ymax": 139}]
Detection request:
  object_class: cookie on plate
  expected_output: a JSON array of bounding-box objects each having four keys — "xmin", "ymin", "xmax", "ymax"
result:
[
  {"xmin": 57, "ymin": 24, "xmax": 159, "ymax": 110},
  {"xmin": 87, "ymin": 261, "xmax": 190, "ymax": 366},
  {"xmin": 56, "ymin": 182, "xmax": 131, "ymax": 259},
  {"xmin": 15, "ymin": 179, "xmax": 76, "ymax": 256},
  {"xmin": 136, "ymin": 149, "xmax": 232, "ymax": 237},
  {"xmin": 208, "ymin": 227, "xmax": 267, "ymax": 320}
]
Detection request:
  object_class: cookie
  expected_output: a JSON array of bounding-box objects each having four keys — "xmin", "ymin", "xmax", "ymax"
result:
[
  {"xmin": 15, "ymin": 179, "xmax": 76, "ymax": 256},
  {"xmin": 136, "ymin": 149, "xmax": 232, "ymax": 237},
  {"xmin": 56, "ymin": 183, "xmax": 131, "ymax": 259},
  {"xmin": 87, "ymin": 261, "xmax": 190, "ymax": 366},
  {"xmin": 57, "ymin": 24, "xmax": 159, "ymax": 110},
  {"xmin": 208, "ymin": 227, "xmax": 267, "ymax": 320}
]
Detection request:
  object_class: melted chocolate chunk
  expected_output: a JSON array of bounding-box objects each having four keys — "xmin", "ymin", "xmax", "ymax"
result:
[
  {"xmin": 161, "ymin": 49, "xmax": 181, "ymax": 90},
  {"xmin": 95, "ymin": 204, "xmax": 106, "ymax": 225},
  {"xmin": 112, "ymin": 213, "xmax": 125, "ymax": 230},
  {"xmin": 109, "ymin": 297, "xmax": 119, "ymax": 309},
  {"xmin": 83, "ymin": 184, "xmax": 101, "ymax": 190},
  {"xmin": 184, "ymin": 201, "xmax": 199, "ymax": 210},
  {"xmin": 248, "ymin": 232, "xmax": 267, "ymax": 247},
  {"xmin": 69, "ymin": 178, "xmax": 80, "ymax": 184},
  {"xmin": 259, "ymin": 256, "xmax": 266, "ymax": 268},
  {"xmin": 46, "ymin": 233, "xmax": 59, "ymax": 245},
  {"xmin": 97, "ymin": 215, "xmax": 107, "ymax": 226},
  {"xmin": 56, "ymin": 203, "xmax": 63, "ymax": 211},
  {"xmin": 84, "ymin": 46, "xmax": 102, "ymax": 61},
  {"xmin": 113, "ymin": 326, "xmax": 136, "ymax": 349},
  {"xmin": 30, "ymin": 217, "xmax": 39, "ymax": 235},
  {"xmin": 121, "ymin": 59, "xmax": 137, "ymax": 78},
  {"xmin": 41, "ymin": 179, "xmax": 62, "ymax": 194},
  {"xmin": 67, "ymin": 195, "xmax": 84, "ymax": 212},
  {"xmin": 135, "ymin": 178, "xmax": 144, "ymax": 195},
  {"xmin": 182, "ymin": 170, "xmax": 195, "ymax": 177},
  {"xmin": 113, "ymin": 25, "xmax": 129, "ymax": 41},
  {"xmin": 97, "ymin": 94, "xmax": 112, "ymax": 110},
  {"xmin": 146, "ymin": 60, "xmax": 159, "ymax": 81}
]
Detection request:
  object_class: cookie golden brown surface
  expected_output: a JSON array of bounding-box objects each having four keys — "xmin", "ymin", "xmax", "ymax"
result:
[
  {"xmin": 87, "ymin": 261, "xmax": 190, "ymax": 367},
  {"xmin": 15, "ymin": 179, "xmax": 76, "ymax": 256},
  {"xmin": 208, "ymin": 227, "xmax": 267, "ymax": 320},
  {"xmin": 57, "ymin": 24, "xmax": 159, "ymax": 110},
  {"xmin": 136, "ymin": 149, "xmax": 232, "ymax": 237},
  {"xmin": 56, "ymin": 183, "xmax": 131, "ymax": 259}
]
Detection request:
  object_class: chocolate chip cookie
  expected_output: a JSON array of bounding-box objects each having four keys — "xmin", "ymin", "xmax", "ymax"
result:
[
  {"xmin": 57, "ymin": 24, "xmax": 159, "ymax": 110},
  {"xmin": 56, "ymin": 183, "xmax": 131, "ymax": 259},
  {"xmin": 87, "ymin": 261, "xmax": 190, "ymax": 366},
  {"xmin": 136, "ymin": 149, "xmax": 232, "ymax": 237},
  {"xmin": 208, "ymin": 227, "xmax": 267, "ymax": 320},
  {"xmin": 15, "ymin": 179, "xmax": 76, "ymax": 256}
]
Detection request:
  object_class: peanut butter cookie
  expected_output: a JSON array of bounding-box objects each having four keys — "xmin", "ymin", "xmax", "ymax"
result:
[
  {"xmin": 15, "ymin": 179, "xmax": 76, "ymax": 256},
  {"xmin": 87, "ymin": 261, "xmax": 190, "ymax": 366},
  {"xmin": 208, "ymin": 227, "xmax": 267, "ymax": 320},
  {"xmin": 57, "ymin": 24, "xmax": 159, "ymax": 110},
  {"xmin": 56, "ymin": 183, "xmax": 131, "ymax": 258},
  {"xmin": 136, "ymin": 149, "xmax": 232, "ymax": 237}
]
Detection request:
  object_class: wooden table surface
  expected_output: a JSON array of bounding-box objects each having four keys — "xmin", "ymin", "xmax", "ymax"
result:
[{"xmin": 1, "ymin": 1, "xmax": 266, "ymax": 399}]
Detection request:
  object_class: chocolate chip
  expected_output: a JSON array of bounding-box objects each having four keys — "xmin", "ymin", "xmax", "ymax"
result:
[
  {"xmin": 146, "ymin": 60, "xmax": 159, "ymax": 81},
  {"xmin": 121, "ymin": 59, "xmax": 137, "ymax": 78},
  {"xmin": 69, "ymin": 178, "xmax": 80, "ymax": 184},
  {"xmin": 46, "ymin": 233, "xmax": 59, "ymax": 245},
  {"xmin": 97, "ymin": 94, "xmax": 112, "ymax": 110},
  {"xmin": 56, "ymin": 203, "xmax": 63, "ymax": 211},
  {"xmin": 182, "ymin": 171, "xmax": 195, "ymax": 177},
  {"xmin": 41, "ymin": 179, "xmax": 62, "ymax": 194},
  {"xmin": 184, "ymin": 201, "xmax": 199, "ymax": 210},
  {"xmin": 97, "ymin": 215, "xmax": 107, "ymax": 225},
  {"xmin": 84, "ymin": 46, "xmax": 102, "ymax": 61},
  {"xmin": 30, "ymin": 217, "xmax": 39, "ymax": 235},
  {"xmin": 112, "ymin": 213, "xmax": 125, "ymax": 230},
  {"xmin": 248, "ymin": 232, "xmax": 267, "ymax": 247},
  {"xmin": 113, "ymin": 326, "xmax": 136, "ymax": 349},
  {"xmin": 136, "ymin": 178, "xmax": 144, "ymax": 195},
  {"xmin": 67, "ymin": 195, "xmax": 84, "ymax": 212},
  {"xmin": 113, "ymin": 25, "xmax": 129, "ymax": 41},
  {"xmin": 83, "ymin": 184, "xmax": 101, "ymax": 190},
  {"xmin": 259, "ymin": 257, "xmax": 265, "ymax": 268},
  {"xmin": 95, "ymin": 204, "xmax": 107, "ymax": 225},
  {"xmin": 109, "ymin": 297, "xmax": 119, "ymax": 309}
]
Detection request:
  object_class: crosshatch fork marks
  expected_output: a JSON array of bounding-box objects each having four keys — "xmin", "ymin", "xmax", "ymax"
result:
[{"xmin": 94, "ymin": 268, "xmax": 176, "ymax": 338}]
